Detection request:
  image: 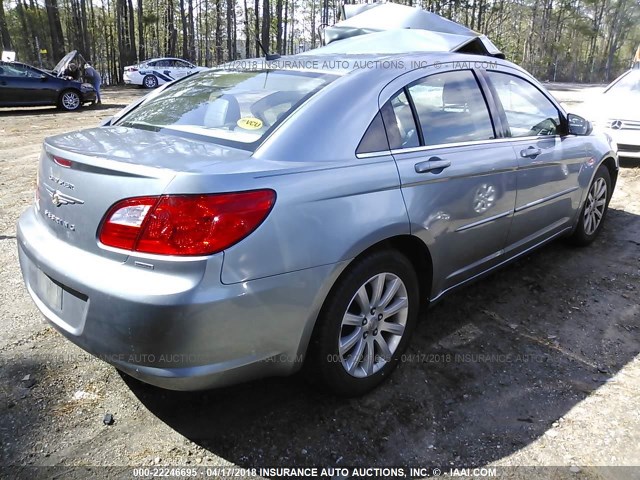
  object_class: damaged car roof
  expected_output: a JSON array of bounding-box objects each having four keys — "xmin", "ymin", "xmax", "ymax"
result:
[{"xmin": 317, "ymin": 3, "xmax": 503, "ymax": 58}]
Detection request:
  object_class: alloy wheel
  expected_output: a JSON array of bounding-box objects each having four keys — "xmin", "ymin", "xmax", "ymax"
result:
[
  {"xmin": 339, "ymin": 272, "xmax": 409, "ymax": 378},
  {"xmin": 583, "ymin": 177, "xmax": 607, "ymax": 235},
  {"xmin": 62, "ymin": 92, "xmax": 80, "ymax": 110}
]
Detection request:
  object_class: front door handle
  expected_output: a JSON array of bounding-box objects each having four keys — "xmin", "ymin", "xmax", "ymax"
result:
[
  {"xmin": 415, "ymin": 157, "xmax": 451, "ymax": 174},
  {"xmin": 521, "ymin": 146, "xmax": 542, "ymax": 158}
]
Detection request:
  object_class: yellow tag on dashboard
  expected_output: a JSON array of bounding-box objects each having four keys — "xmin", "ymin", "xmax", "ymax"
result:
[{"xmin": 237, "ymin": 117, "xmax": 263, "ymax": 130}]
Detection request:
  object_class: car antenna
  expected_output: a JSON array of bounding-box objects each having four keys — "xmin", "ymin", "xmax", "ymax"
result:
[{"xmin": 256, "ymin": 38, "xmax": 280, "ymax": 61}]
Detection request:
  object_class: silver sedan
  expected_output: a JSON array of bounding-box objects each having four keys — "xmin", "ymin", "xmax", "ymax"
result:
[{"xmin": 17, "ymin": 52, "xmax": 618, "ymax": 396}]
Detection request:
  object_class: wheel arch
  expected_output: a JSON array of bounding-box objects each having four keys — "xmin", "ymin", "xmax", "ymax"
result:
[
  {"xmin": 295, "ymin": 234, "xmax": 434, "ymax": 368},
  {"xmin": 601, "ymin": 155, "xmax": 618, "ymax": 190}
]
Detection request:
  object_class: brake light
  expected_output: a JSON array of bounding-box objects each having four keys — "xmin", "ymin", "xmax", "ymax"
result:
[
  {"xmin": 53, "ymin": 156, "xmax": 72, "ymax": 168},
  {"xmin": 98, "ymin": 190, "xmax": 276, "ymax": 256}
]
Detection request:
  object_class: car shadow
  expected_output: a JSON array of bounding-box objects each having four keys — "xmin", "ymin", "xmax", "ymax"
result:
[{"xmin": 123, "ymin": 207, "xmax": 640, "ymax": 469}]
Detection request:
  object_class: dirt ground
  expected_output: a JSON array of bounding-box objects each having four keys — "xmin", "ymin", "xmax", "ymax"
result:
[{"xmin": 0, "ymin": 85, "xmax": 639, "ymax": 479}]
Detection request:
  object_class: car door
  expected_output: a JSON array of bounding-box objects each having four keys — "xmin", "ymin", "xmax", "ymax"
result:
[
  {"xmin": 380, "ymin": 68, "xmax": 519, "ymax": 297},
  {"xmin": 0, "ymin": 63, "xmax": 48, "ymax": 105},
  {"xmin": 173, "ymin": 60, "xmax": 192, "ymax": 79},
  {"xmin": 483, "ymin": 70, "xmax": 588, "ymax": 256}
]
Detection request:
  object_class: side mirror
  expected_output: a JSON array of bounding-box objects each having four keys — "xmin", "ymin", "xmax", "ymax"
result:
[
  {"xmin": 567, "ymin": 113, "xmax": 592, "ymax": 136},
  {"xmin": 40, "ymin": 74, "xmax": 47, "ymax": 81}
]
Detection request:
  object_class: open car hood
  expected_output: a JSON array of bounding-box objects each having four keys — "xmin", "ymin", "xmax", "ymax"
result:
[
  {"xmin": 52, "ymin": 50, "xmax": 88, "ymax": 76},
  {"xmin": 318, "ymin": 3, "xmax": 504, "ymax": 58}
]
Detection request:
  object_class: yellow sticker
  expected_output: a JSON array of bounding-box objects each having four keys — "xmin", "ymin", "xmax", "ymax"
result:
[{"xmin": 237, "ymin": 117, "xmax": 263, "ymax": 130}]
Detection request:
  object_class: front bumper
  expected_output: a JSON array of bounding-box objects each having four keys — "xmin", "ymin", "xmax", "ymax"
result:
[
  {"xmin": 603, "ymin": 128, "xmax": 640, "ymax": 158},
  {"xmin": 17, "ymin": 206, "xmax": 342, "ymax": 390}
]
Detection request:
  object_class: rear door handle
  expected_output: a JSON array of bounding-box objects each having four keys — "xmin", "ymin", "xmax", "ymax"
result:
[
  {"xmin": 414, "ymin": 157, "xmax": 451, "ymax": 174},
  {"xmin": 520, "ymin": 146, "xmax": 542, "ymax": 158}
]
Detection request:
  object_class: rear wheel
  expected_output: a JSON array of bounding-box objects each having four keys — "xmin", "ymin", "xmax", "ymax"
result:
[
  {"xmin": 309, "ymin": 250, "xmax": 419, "ymax": 396},
  {"xmin": 143, "ymin": 75, "xmax": 158, "ymax": 89},
  {"xmin": 569, "ymin": 165, "xmax": 612, "ymax": 246},
  {"xmin": 58, "ymin": 90, "xmax": 81, "ymax": 111}
]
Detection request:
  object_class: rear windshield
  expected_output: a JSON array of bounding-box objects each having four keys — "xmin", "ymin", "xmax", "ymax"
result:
[{"xmin": 116, "ymin": 69, "xmax": 338, "ymax": 150}]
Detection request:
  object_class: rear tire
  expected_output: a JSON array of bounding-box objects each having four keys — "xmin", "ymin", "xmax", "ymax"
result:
[
  {"xmin": 308, "ymin": 250, "xmax": 419, "ymax": 396},
  {"xmin": 143, "ymin": 75, "xmax": 158, "ymax": 89},
  {"xmin": 57, "ymin": 90, "xmax": 81, "ymax": 111},
  {"xmin": 569, "ymin": 164, "xmax": 612, "ymax": 246}
]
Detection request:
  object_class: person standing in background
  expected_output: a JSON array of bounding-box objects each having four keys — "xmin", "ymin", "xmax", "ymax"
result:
[{"xmin": 84, "ymin": 62, "xmax": 102, "ymax": 104}]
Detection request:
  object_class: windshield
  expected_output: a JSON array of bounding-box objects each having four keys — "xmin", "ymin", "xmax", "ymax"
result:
[
  {"xmin": 116, "ymin": 69, "xmax": 338, "ymax": 149},
  {"xmin": 605, "ymin": 70, "xmax": 640, "ymax": 97}
]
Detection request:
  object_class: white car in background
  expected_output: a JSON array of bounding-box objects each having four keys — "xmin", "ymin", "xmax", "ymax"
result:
[
  {"xmin": 123, "ymin": 57, "xmax": 207, "ymax": 88},
  {"xmin": 581, "ymin": 68, "xmax": 640, "ymax": 159}
]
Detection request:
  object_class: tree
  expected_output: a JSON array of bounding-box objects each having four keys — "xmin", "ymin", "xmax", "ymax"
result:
[{"xmin": 0, "ymin": 0, "xmax": 14, "ymax": 50}]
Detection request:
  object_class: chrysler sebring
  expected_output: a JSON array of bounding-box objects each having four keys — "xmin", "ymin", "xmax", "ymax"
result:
[{"xmin": 17, "ymin": 51, "xmax": 618, "ymax": 395}]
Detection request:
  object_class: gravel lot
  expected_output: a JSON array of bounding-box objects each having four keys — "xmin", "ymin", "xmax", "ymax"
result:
[{"xmin": 0, "ymin": 85, "xmax": 639, "ymax": 479}]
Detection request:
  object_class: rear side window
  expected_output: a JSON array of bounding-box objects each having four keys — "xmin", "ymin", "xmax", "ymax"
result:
[
  {"xmin": 487, "ymin": 71, "xmax": 560, "ymax": 137},
  {"xmin": 407, "ymin": 70, "xmax": 495, "ymax": 146},
  {"xmin": 116, "ymin": 69, "xmax": 337, "ymax": 150},
  {"xmin": 357, "ymin": 112, "xmax": 389, "ymax": 154}
]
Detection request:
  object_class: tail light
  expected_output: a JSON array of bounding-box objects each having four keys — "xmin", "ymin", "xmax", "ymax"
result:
[{"xmin": 98, "ymin": 190, "xmax": 276, "ymax": 256}]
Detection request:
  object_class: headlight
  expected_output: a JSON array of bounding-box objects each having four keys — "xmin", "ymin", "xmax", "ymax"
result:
[{"xmin": 80, "ymin": 84, "xmax": 95, "ymax": 92}]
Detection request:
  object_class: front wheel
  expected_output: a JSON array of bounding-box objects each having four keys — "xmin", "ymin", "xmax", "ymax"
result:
[
  {"xmin": 569, "ymin": 164, "xmax": 612, "ymax": 246},
  {"xmin": 58, "ymin": 90, "xmax": 81, "ymax": 111},
  {"xmin": 308, "ymin": 250, "xmax": 419, "ymax": 396}
]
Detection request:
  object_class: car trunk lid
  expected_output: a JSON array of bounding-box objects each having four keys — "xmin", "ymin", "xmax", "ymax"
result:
[{"xmin": 37, "ymin": 126, "xmax": 254, "ymax": 260}]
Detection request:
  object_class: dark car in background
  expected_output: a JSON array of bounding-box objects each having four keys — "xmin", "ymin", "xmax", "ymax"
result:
[{"xmin": 0, "ymin": 54, "xmax": 96, "ymax": 111}]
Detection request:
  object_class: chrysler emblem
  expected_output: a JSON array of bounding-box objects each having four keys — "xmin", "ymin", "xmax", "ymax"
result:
[
  {"xmin": 610, "ymin": 120, "xmax": 623, "ymax": 130},
  {"xmin": 45, "ymin": 185, "xmax": 84, "ymax": 207}
]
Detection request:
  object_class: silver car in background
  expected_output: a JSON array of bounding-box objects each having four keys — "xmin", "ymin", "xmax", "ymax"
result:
[{"xmin": 17, "ymin": 51, "xmax": 618, "ymax": 396}]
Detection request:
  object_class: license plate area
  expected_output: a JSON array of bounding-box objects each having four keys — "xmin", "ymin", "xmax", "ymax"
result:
[{"xmin": 35, "ymin": 269, "xmax": 63, "ymax": 311}]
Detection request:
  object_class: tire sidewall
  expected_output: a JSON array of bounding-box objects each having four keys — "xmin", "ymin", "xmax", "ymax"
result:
[{"xmin": 311, "ymin": 250, "xmax": 420, "ymax": 396}]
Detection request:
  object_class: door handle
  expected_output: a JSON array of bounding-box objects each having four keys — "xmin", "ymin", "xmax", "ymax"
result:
[
  {"xmin": 520, "ymin": 146, "xmax": 542, "ymax": 158},
  {"xmin": 414, "ymin": 157, "xmax": 451, "ymax": 174}
]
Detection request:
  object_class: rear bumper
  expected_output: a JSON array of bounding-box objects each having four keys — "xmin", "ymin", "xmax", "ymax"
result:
[
  {"xmin": 123, "ymin": 72, "xmax": 140, "ymax": 85},
  {"xmin": 17, "ymin": 206, "xmax": 341, "ymax": 390}
]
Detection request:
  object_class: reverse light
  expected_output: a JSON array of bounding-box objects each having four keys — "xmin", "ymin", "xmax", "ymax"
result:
[{"xmin": 98, "ymin": 190, "xmax": 276, "ymax": 256}]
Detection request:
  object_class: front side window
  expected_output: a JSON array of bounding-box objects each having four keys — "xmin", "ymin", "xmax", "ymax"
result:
[
  {"xmin": 407, "ymin": 70, "xmax": 495, "ymax": 146},
  {"xmin": 488, "ymin": 71, "xmax": 561, "ymax": 137},
  {"xmin": 116, "ymin": 69, "xmax": 337, "ymax": 149}
]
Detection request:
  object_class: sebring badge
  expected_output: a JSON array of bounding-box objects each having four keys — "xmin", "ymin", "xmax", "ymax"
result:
[{"xmin": 45, "ymin": 185, "xmax": 84, "ymax": 207}]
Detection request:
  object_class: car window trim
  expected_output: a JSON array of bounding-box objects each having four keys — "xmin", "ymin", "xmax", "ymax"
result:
[
  {"xmin": 482, "ymin": 70, "xmax": 568, "ymax": 137},
  {"xmin": 355, "ymin": 134, "xmax": 564, "ymax": 159},
  {"xmin": 403, "ymin": 86, "xmax": 424, "ymax": 146}
]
